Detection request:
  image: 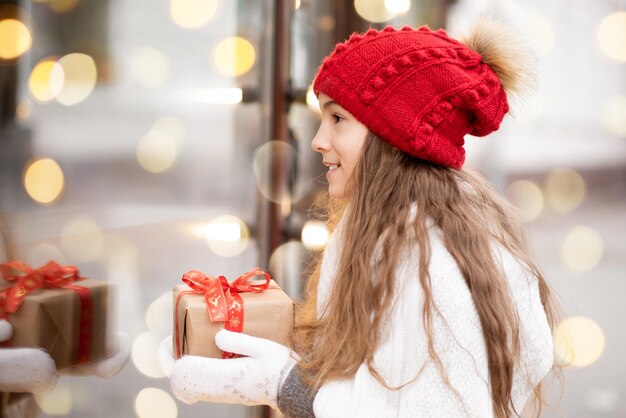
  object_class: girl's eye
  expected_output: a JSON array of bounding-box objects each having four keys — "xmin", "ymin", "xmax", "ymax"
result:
[{"xmin": 332, "ymin": 114, "xmax": 343, "ymax": 124}]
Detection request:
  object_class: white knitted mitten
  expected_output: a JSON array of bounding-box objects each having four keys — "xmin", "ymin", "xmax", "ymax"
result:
[
  {"xmin": 160, "ymin": 330, "xmax": 298, "ymax": 409},
  {"xmin": 0, "ymin": 320, "xmax": 57, "ymax": 394}
]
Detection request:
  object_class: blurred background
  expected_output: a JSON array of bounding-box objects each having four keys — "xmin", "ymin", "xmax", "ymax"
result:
[{"xmin": 0, "ymin": 0, "xmax": 624, "ymax": 417}]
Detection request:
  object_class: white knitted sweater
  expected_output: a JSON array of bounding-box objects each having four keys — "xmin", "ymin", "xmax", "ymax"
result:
[{"xmin": 312, "ymin": 205, "xmax": 554, "ymax": 418}]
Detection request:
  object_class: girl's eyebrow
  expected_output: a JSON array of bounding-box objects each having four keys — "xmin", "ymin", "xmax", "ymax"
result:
[{"xmin": 322, "ymin": 100, "xmax": 339, "ymax": 110}]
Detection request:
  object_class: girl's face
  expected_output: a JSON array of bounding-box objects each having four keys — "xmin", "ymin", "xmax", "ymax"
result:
[{"xmin": 311, "ymin": 93, "xmax": 368, "ymax": 199}]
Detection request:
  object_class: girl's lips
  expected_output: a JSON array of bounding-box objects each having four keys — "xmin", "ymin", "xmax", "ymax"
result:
[{"xmin": 326, "ymin": 166, "xmax": 339, "ymax": 178}]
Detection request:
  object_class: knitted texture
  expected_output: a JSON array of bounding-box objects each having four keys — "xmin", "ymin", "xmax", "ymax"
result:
[
  {"xmin": 311, "ymin": 204, "xmax": 554, "ymax": 417},
  {"xmin": 165, "ymin": 330, "xmax": 298, "ymax": 409},
  {"xmin": 0, "ymin": 320, "xmax": 57, "ymax": 394},
  {"xmin": 313, "ymin": 25, "xmax": 509, "ymax": 169}
]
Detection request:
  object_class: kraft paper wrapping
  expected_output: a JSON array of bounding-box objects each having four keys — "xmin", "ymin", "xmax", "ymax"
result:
[
  {"xmin": 173, "ymin": 280, "xmax": 294, "ymax": 358},
  {"xmin": 2, "ymin": 279, "xmax": 109, "ymax": 370}
]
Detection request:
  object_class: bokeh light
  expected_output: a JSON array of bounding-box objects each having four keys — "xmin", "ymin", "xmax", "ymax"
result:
[
  {"xmin": 131, "ymin": 47, "xmax": 170, "ymax": 89},
  {"xmin": 554, "ymin": 316, "xmax": 605, "ymax": 367},
  {"xmin": 29, "ymin": 58, "xmax": 64, "ymax": 102},
  {"xmin": 193, "ymin": 214, "xmax": 250, "ymax": 257},
  {"xmin": 190, "ymin": 87, "xmax": 243, "ymax": 104},
  {"xmin": 306, "ymin": 85, "xmax": 320, "ymax": 113},
  {"xmin": 294, "ymin": 0, "xmax": 301, "ymax": 10},
  {"xmin": 561, "ymin": 225, "xmax": 604, "ymax": 272},
  {"xmin": 48, "ymin": 0, "xmax": 81, "ymax": 14},
  {"xmin": 132, "ymin": 332, "xmax": 165, "ymax": 378},
  {"xmin": 35, "ymin": 382, "xmax": 73, "ymax": 415},
  {"xmin": 597, "ymin": 11, "xmax": 626, "ymax": 62},
  {"xmin": 213, "ymin": 36, "xmax": 256, "ymax": 77},
  {"xmin": 0, "ymin": 18, "xmax": 32, "ymax": 60},
  {"xmin": 136, "ymin": 129, "xmax": 179, "ymax": 173},
  {"xmin": 145, "ymin": 292, "xmax": 172, "ymax": 336},
  {"xmin": 55, "ymin": 53, "xmax": 97, "ymax": 106},
  {"xmin": 354, "ymin": 0, "xmax": 396, "ymax": 23},
  {"xmin": 253, "ymin": 141, "xmax": 301, "ymax": 205},
  {"xmin": 544, "ymin": 168, "xmax": 586, "ymax": 214},
  {"xmin": 528, "ymin": 11, "xmax": 554, "ymax": 57},
  {"xmin": 506, "ymin": 180, "xmax": 544, "ymax": 221},
  {"xmin": 601, "ymin": 95, "xmax": 626, "ymax": 138},
  {"xmin": 301, "ymin": 220, "xmax": 329, "ymax": 251},
  {"xmin": 384, "ymin": 0, "xmax": 410, "ymax": 14},
  {"xmin": 59, "ymin": 217, "xmax": 104, "ymax": 263},
  {"xmin": 269, "ymin": 240, "xmax": 308, "ymax": 298},
  {"xmin": 135, "ymin": 388, "xmax": 177, "ymax": 418},
  {"xmin": 170, "ymin": 0, "xmax": 218, "ymax": 29},
  {"xmin": 26, "ymin": 242, "xmax": 66, "ymax": 266},
  {"xmin": 23, "ymin": 158, "xmax": 65, "ymax": 205}
]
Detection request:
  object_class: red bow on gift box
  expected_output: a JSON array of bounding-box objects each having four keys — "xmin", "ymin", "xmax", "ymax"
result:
[
  {"xmin": 175, "ymin": 267, "xmax": 274, "ymax": 359},
  {"xmin": 0, "ymin": 261, "xmax": 83, "ymax": 315}
]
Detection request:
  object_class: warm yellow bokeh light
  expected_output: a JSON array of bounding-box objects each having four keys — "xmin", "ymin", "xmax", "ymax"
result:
[
  {"xmin": 170, "ymin": 0, "xmax": 218, "ymax": 29},
  {"xmin": 561, "ymin": 226, "xmax": 604, "ymax": 272},
  {"xmin": 55, "ymin": 53, "xmax": 97, "ymax": 106},
  {"xmin": 48, "ymin": 0, "xmax": 81, "ymax": 13},
  {"xmin": 35, "ymin": 382, "xmax": 73, "ymax": 415},
  {"xmin": 194, "ymin": 87, "xmax": 243, "ymax": 104},
  {"xmin": 135, "ymin": 388, "xmax": 178, "ymax": 418},
  {"xmin": 136, "ymin": 130, "xmax": 179, "ymax": 173},
  {"xmin": 554, "ymin": 316, "xmax": 605, "ymax": 367},
  {"xmin": 23, "ymin": 158, "xmax": 65, "ymax": 205},
  {"xmin": 602, "ymin": 95, "xmax": 626, "ymax": 138},
  {"xmin": 194, "ymin": 215, "xmax": 250, "ymax": 257},
  {"xmin": 132, "ymin": 332, "xmax": 165, "ymax": 379},
  {"xmin": 294, "ymin": 0, "xmax": 301, "ymax": 10},
  {"xmin": 354, "ymin": 0, "xmax": 396, "ymax": 23},
  {"xmin": 507, "ymin": 180, "xmax": 544, "ymax": 221},
  {"xmin": 59, "ymin": 217, "xmax": 104, "ymax": 263},
  {"xmin": 597, "ymin": 11, "xmax": 626, "ymax": 62},
  {"xmin": 213, "ymin": 36, "xmax": 256, "ymax": 77},
  {"xmin": 544, "ymin": 168, "xmax": 586, "ymax": 214},
  {"xmin": 301, "ymin": 220, "xmax": 330, "ymax": 251},
  {"xmin": 384, "ymin": 0, "xmax": 410, "ymax": 14},
  {"xmin": 306, "ymin": 85, "xmax": 320, "ymax": 113},
  {"xmin": 528, "ymin": 11, "xmax": 554, "ymax": 57},
  {"xmin": 0, "ymin": 18, "xmax": 32, "ymax": 59},
  {"xmin": 29, "ymin": 59, "xmax": 64, "ymax": 102},
  {"xmin": 130, "ymin": 47, "xmax": 170, "ymax": 89}
]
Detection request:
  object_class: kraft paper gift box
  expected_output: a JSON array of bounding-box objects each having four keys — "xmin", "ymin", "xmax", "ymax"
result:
[
  {"xmin": 1, "ymin": 262, "xmax": 110, "ymax": 370},
  {"xmin": 173, "ymin": 268, "xmax": 294, "ymax": 359}
]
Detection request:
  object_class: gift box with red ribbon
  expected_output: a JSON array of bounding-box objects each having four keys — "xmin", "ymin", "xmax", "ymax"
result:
[
  {"xmin": 0, "ymin": 261, "xmax": 110, "ymax": 369},
  {"xmin": 173, "ymin": 267, "xmax": 294, "ymax": 359}
]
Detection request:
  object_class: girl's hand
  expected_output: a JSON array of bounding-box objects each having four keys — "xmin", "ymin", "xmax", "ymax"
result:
[
  {"xmin": 160, "ymin": 330, "xmax": 299, "ymax": 409},
  {"xmin": 0, "ymin": 319, "xmax": 57, "ymax": 394}
]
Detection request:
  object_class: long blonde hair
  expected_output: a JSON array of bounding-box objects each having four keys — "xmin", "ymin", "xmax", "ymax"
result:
[{"xmin": 292, "ymin": 132, "xmax": 559, "ymax": 417}]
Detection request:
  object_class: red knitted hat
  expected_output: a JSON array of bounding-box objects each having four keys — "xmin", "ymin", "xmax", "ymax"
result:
[{"xmin": 313, "ymin": 25, "xmax": 510, "ymax": 169}]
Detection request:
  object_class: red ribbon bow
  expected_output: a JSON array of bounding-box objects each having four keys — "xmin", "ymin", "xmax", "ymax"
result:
[
  {"xmin": 175, "ymin": 267, "xmax": 272, "ymax": 359},
  {"xmin": 0, "ymin": 261, "xmax": 82, "ymax": 316}
]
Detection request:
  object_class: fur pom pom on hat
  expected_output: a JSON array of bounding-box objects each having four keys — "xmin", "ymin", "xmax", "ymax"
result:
[{"xmin": 313, "ymin": 18, "xmax": 534, "ymax": 169}]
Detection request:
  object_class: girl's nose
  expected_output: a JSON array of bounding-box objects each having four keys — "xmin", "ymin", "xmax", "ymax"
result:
[{"xmin": 311, "ymin": 127, "xmax": 328, "ymax": 153}]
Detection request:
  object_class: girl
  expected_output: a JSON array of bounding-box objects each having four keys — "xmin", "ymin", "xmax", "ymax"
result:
[{"xmin": 161, "ymin": 16, "xmax": 558, "ymax": 418}]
